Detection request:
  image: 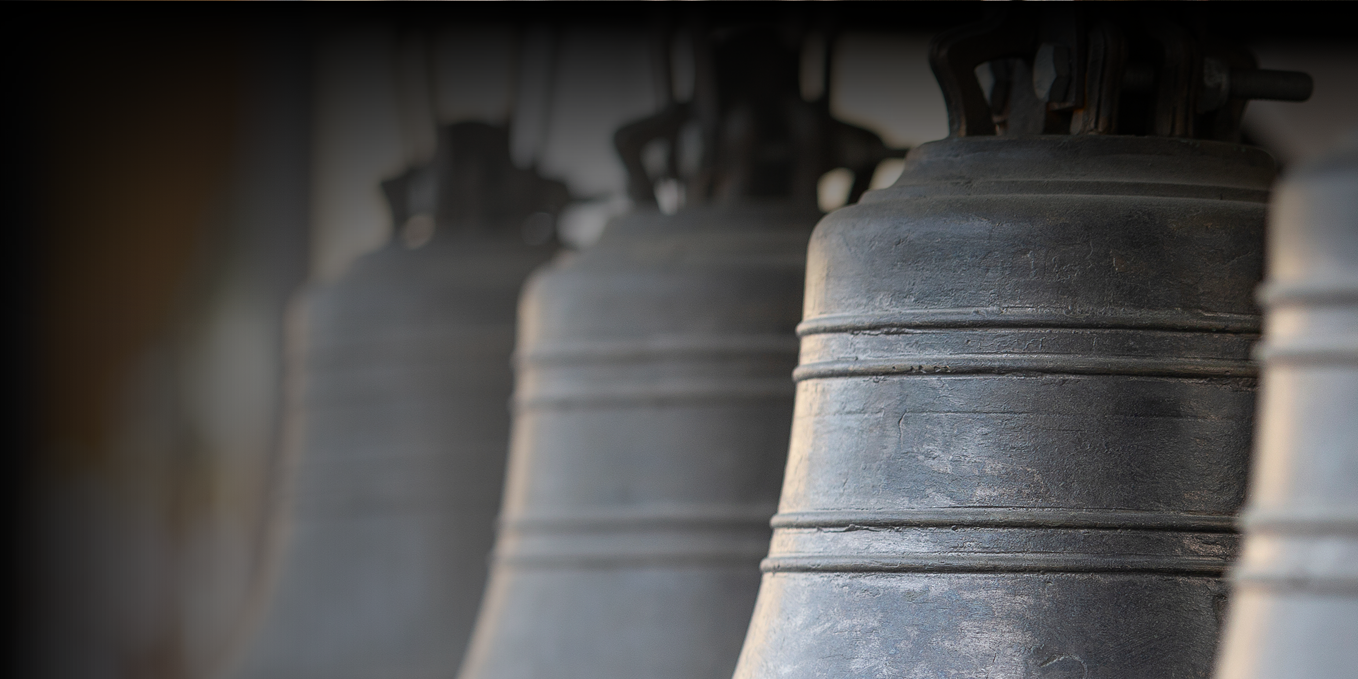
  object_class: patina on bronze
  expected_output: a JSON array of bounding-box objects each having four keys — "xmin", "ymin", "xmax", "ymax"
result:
[
  {"xmin": 231, "ymin": 122, "xmax": 568, "ymax": 679},
  {"xmin": 733, "ymin": 11, "xmax": 1312, "ymax": 679},
  {"xmin": 1215, "ymin": 137, "xmax": 1358, "ymax": 678},
  {"xmin": 458, "ymin": 26, "xmax": 893, "ymax": 679}
]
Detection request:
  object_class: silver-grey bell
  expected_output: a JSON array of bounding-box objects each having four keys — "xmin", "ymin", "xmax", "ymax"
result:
[
  {"xmin": 231, "ymin": 122, "xmax": 568, "ymax": 679},
  {"xmin": 1214, "ymin": 137, "xmax": 1358, "ymax": 678},
  {"xmin": 734, "ymin": 12, "xmax": 1311, "ymax": 679},
  {"xmin": 459, "ymin": 26, "xmax": 893, "ymax": 679}
]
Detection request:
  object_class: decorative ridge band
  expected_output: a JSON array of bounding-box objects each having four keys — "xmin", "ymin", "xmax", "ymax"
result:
[
  {"xmin": 517, "ymin": 335, "xmax": 800, "ymax": 365},
  {"xmin": 798, "ymin": 310, "xmax": 1260, "ymax": 336},
  {"xmin": 1231, "ymin": 570, "xmax": 1358, "ymax": 594},
  {"xmin": 1242, "ymin": 510, "xmax": 1358, "ymax": 534},
  {"xmin": 497, "ymin": 549, "xmax": 771, "ymax": 569},
  {"xmin": 494, "ymin": 506, "xmax": 776, "ymax": 568},
  {"xmin": 772, "ymin": 509, "xmax": 1237, "ymax": 532},
  {"xmin": 793, "ymin": 356, "xmax": 1256, "ymax": 381},
  {"xmin": 503, "ymin": 505, "xmax": 779, "ymax": 532},
  {"xmin": 761, "ymin": 554, "xmax": 1230, "ymax": 575},
  {"xmin": 1258, "ymin": 280, "xmax": 1358, "ymax": 306},
  {"xmin": 514, "ymin": 379, "xmax": 794, "ymax": 408},
  {"xmin": 1254, "ymin": 339, "xmax": 1358, "ymax": 365}
]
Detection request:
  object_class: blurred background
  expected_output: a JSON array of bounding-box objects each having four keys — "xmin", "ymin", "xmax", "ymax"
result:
[{"xmin": 7, "ymin": 4, "xmax": 1356, "ymax": 679}]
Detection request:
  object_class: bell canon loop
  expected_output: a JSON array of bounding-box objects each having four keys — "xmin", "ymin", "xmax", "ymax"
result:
[
  {"xmin": 733, "ymin": 10, "xmax": 1311, "ymax": 679},
  {"xmin": 1214, "ymin": 137, "xmax": 1358, "ymax": 678},
  {"xmin": 229, "ymin": 122, "xmax": 567, "ymax": 679},
  {"xmin": 458, "ymin": 25, "xmax": 895, "ymax": 679}
]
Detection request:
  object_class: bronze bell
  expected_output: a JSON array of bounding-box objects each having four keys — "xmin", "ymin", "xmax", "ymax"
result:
[
  {"xmin": 733, "ymin": 10, "xmax": 1312, "ymax": 679},
  {"xmin": 458, "ymin": 26, "xmax": 894, "ymax": 679},
  {"xmin": 1215, "ymin": 136, "xmax": 1358, "ymax": 678},
  {"xmin": 230, "ymin": 122, "xmax": 568, "ymax": 679}
]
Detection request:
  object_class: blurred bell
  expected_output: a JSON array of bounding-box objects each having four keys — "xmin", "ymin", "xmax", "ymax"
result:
[
  {"xmin": 1215, "ymin": 135, "xmax": 1358, "ymax": 678},
  {"xmin": 230, "ymin": 122, "xmax": 568, "ymax": 679},
  {"xmin": 459, "ymin": 25, "xmax": 894, "ymax": 679}
]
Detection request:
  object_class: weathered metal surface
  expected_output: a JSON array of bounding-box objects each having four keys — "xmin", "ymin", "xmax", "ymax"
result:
[
  {"xmin": 232, "ymin": 122, "xmax": 567, "ymax": 679},
  {"xmin": 459, "ymin": 27, "xmax": 892, "ymax": 679},
  {"xmin": 733, "ymin": 12, "xmax": 1305, "ymax": 679},
  {"xmin": 1215, "ymin": 138, "xmax": 1358, "ymax": 678}
]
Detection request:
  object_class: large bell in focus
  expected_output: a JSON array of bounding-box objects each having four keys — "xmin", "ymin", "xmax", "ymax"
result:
[
  {"xmin": 459, "ymin": 27, "xmax": 892, "ymax": 679},
  {"xmin": 231, "ymin": 122, "xmax": 568, "ymax": 679},
  {"xmin": 733, "ymin": 11, "xmax": 1313, "ymax": 679},
  {"xmin": 1214, "ymin": 138, "xmax": 1358, "ymax": 678}
]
